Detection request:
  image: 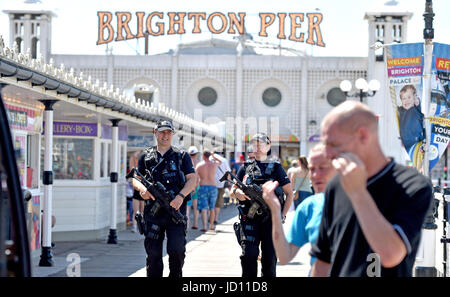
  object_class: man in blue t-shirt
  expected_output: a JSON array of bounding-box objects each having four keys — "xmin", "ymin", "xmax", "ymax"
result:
[{"xmin": 261, "ymin": 142, "xmax": 336, "ymax": 271}]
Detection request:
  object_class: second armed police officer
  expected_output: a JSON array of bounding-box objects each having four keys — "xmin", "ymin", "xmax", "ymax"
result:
[
  {"xmin": 230, "ymin": 133, "xmax": 293, "ymax": 277},
  {"xmin": 133, "ymin": 119, "xmax": 197, "ymax": 277}
]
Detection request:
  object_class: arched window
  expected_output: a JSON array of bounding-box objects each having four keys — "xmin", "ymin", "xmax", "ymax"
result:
[
  {"xmin": 15, "ymin": 37, "xmax": 23, "ymax": 53},
  {"xmin": 31, "ymin": 37, "xmax": 39, "ymax": 59}
]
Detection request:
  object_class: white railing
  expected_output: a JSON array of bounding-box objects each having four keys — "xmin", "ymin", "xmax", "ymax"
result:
[{"xmin": 0, "ymin": 35, "xmax": 222, "ymax": 140}]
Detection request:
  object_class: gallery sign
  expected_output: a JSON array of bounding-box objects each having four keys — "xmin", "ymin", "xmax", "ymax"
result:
[
  {"xmin": 97, "ymin": 11, "xmax": 325, "ymax": 47},
  {"xmin": 43, "ymin": 122, "xmax": 98, "ymax": 137}
]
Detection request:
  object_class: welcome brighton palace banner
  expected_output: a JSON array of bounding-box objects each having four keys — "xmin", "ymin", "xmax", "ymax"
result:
[{"xmin": 386, "ymin": 42, "xmax": 450, "ymax": 171}]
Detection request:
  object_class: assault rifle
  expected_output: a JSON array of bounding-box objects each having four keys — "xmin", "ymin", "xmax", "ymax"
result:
[
  {"xmin": 127, "ymin": 168, "xmax": 186, "ymax": 226},
  {"xmin": 220, "ymin": 171, "xmax": 270, "ymax": 220}
]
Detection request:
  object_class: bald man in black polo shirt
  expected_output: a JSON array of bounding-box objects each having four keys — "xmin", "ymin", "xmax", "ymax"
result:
[{"xmin": 307, "ymin": 101, "xmax": 432, "ymax": 277}]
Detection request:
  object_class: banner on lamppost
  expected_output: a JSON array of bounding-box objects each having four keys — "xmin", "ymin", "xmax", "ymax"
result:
[
  {"xmin": 429, "ymin": 42, "xmax": 450, "ymax": 170},
  {"xmin": 385, "ymin": 42, "xmax": 450, "ymax": 171},
  {"xmin": 386, "ymin": 43, "xmax": 425, "ymax": 169}
]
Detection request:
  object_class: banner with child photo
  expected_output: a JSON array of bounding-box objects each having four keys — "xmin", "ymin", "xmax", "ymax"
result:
[
  {"xmin": 428, "ymin": 43, "xmax": 450, "ymax": 171},
  {"xmin": 385, "ymin": 42, "xmax": 450, "ymax": 172},
  {"xmin": 386, "ymin": 43, "xmax": 425, "ymax": 170}
]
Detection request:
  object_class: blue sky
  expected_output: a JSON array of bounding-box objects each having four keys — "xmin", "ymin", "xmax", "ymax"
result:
[{"xmin": 0, "ymin": 0, "xmax": 449, "ymax": 57}]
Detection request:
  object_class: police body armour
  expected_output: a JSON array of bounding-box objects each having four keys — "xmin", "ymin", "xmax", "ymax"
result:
[
  {"xmin": 144, "ymin": 146, "xmax": 186, "ymax": 197},
  {"xmin": 244, "ymin": 160, "xmax": 285, "ymax": 203},
  {"xmin": 244, "ymin": 160, "xmax": 275, "ymax": 185}
]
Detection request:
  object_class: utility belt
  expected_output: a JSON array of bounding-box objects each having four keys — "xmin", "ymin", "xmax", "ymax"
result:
[
  {"xmin": 142, "ymin": 220, "xmax": 187, "ymax": 239},
  {"xmin": 234, "ymin": 205, "xmax": 278, "ymax": 247},
  {"xmin": 137, "ymin": 218, "xmax": 166, "ymax": 240},
  {"xmin": 237, "ymin": 203, "xmax": 269, "ymax": 223},
  {"xmin": 136, "ymin": 210, "xmax": 164, "ymax": 239},
  {"xmin": 139, "ymin": 203, "xmax": 187, "ymax": 238}
]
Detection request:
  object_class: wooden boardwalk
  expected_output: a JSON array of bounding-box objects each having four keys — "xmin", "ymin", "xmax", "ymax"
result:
[
  {"xmin": 32, "ymin": 202, "xmax": 311, "ymax": 277},
  {"xmin": 129, "ymin": 204, "xmax": 311, "ymax": 277}
]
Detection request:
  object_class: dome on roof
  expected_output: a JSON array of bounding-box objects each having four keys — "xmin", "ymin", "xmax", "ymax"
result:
[
  {"xmin": 166, "ymin": 38, "xmax": 257, "ymax": 55},
  {"xmin": 365, "ymin": 0, "xmax": 413, "ymax": 18},
  {"xmin": 3, "ymin": 0, "xmax": 56, "ymax": 17}
]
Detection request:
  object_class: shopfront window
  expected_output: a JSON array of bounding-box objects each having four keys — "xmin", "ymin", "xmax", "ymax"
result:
[
  {"xmin": 100, "ymin": 140, "xmax": 112, "ymax": 179},
  {"xmin": 26, "ymin": 134, "xmax": 40, "ymax": 188},
  {"xmin": 51, "ymin": 138, "xmax": 94, "ymax": 180}
]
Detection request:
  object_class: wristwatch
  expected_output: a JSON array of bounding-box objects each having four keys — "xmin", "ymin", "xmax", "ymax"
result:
[
  {"xmin": 176, "ymin": 192, "xmax": 185, "ymax": 199},
  {"xmin": 282, "ymin": 215, "xmax": 286, "ymax": 224}
]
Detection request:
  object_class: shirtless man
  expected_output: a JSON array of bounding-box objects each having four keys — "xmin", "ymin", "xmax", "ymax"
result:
[{"xmin": 195, "ymin": 150, "xmax": 222, "ymax": 231}]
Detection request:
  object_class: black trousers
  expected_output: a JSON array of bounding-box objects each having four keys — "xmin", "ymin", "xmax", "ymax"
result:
[
  {"xmin": 239, "ymin": 217, "xmax": 277, "ymax": 277},
  {"xmin": 143, "ymin": 209, "xmax": 187, "ymax": 277}
]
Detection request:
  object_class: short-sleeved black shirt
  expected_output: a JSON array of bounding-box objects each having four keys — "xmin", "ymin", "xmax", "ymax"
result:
[
  {"xmin": 236, "ymin": 159, "xmax": 290, "ymax": 209},
  {"xmin": 310, "ymin": 160, "xmax": 433, "ymax": 277},
  {"xmin": 137, "ymin": 146, "xmax": 195, "ymax": 205}
]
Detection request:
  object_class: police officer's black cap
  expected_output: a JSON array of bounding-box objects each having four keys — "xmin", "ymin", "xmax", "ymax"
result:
[
  {"xmin": 250, "ymin": 133, "xmax": 270, "ymax": 144},
  {"xmin": 155, "ymin": 119, "xmax": 174, "ymax": 132}
]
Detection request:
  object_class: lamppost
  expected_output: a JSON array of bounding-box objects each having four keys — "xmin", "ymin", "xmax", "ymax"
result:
[{"xmin": 339, "ymin": 78, "xmax": 380, "ymax": 103}]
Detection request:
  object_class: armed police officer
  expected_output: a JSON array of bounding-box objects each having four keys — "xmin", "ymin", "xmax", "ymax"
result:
[
  {"xmin": 229, "ymin": 133, "xmax": 293, "ymax": 277},
  {"xmin": 132, "ymin": 119, "xmax": 197, "ymax": 277}
]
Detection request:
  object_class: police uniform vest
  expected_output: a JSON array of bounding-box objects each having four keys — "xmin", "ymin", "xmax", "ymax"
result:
[
  {"xmin": 242, "ymin": 159, "xmax": 285, "ymax": 213},
  {"xmin": 143, "ymin": 146, "xmax": 187, "ymax": 201},
  {"xmin": 140, "ymin": 145, "xmax": 189, "ymax": 278}
]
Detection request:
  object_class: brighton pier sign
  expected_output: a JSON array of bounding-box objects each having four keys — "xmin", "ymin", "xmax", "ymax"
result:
[{"xmin": 97, "ymin": 11, "xmax": 325, "ymax": 47}]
